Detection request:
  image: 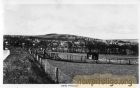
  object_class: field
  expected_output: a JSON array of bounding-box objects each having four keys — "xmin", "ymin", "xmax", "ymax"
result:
[
  {"xmin": 29, "ymin": 50, "xmax": 139, "ymax": 83},
  {"xmin": 99, "ymin": 54, "xmax": 138, "ymax": 60},
  {"xmin": 4, "ymin": 48, "xmax": 139, "ymax": 84},
  {"xmin": 98, "ymin": 54, "xmax": 138, "ymax": 64},
  {"xmin": 46, "ymin": 59, "xmax": 138, "ymax": 83}
]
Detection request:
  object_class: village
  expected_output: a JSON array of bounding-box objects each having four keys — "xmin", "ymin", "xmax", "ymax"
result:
[{"xmin": 3, "ymin": 34, "xmax": 138, "ymax": 55}]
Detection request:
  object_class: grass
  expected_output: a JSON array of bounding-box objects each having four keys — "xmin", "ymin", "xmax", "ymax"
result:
[
  {"xmin": 46, "ymin": 59, "xmax": 139, "ymax": 83},
  {"xmin": 3, "ymin": 48, "xmax": 55, "ymax": 84},
  {"xmin": 99, "ymin": 54, "xmax": 138, "ymax": 60},
  {"xmin": 4, "ymin": 48, "xmax": 138, "ymax": 83}
]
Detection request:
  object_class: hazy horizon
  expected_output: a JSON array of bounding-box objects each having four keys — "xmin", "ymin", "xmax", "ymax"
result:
[{"xmin": 3, "ymin": 33, "xmax": 139, "ymax": 40}]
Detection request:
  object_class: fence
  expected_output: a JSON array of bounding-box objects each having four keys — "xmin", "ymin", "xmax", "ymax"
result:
[
  {"xmin": 46, "ymin": 52, "xmax": 87, "ymax": 62},
  {"xmin": 45, "ymin": 52, "xmax": 138, "ymax": 65},
  {"xmin": 28, "ymin": 48, "xmax": 138, "ymax": 83},
  {"xmin": 98, "ymin": 57, "xmax": 138, "ymax": 65},
  {"xmin": 28, "ymin": 48, "xmax": 73, "ymax": 83},
  {"xmin": 29, "ymin": 48, "xmax": 138, "ymax": 66}
]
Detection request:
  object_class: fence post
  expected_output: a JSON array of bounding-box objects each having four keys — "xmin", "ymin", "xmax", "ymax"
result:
[
  {"xmin": 37, "ymin": 56, "xmax": 39, "ymax": 62},
  {"xmin": 53, "ymin": 53, "xmax": 55, "ymax": 59},
  {"xmin": 28, "ymin": 48, "xmax": 31, "ymax": 54},
  {"xmin": 71, "ymin": 55, "xmax": 73, "ymax": 61},
  {"xmin": 109, "ymin": 59, "xmax": 110, "ymax": 64},
  {"xmin": 117, "ymin": 58, "xmax": 118, "ymax": 64},
  {"xmin": 55, "ymin": 54, "xmax": 57, "ymax": 59},
  {"xmin": 50, "ymin": 53, "xmax": 51, "ymax": 58},
  {"xmin": 34, "ymin": 53, "xmax": 35, "ymax": 58},
  {"xmin": 49, "ymin": 53, "xmax": 51, "ymax": 57},
  {"xmin": 70, "ymin": 55, "xmax": 71, "ymax": 61},
  {"xmin": 36, "ymin": 54, "xmax": 38, "ymax": 61},
  {"xmin": 40, "ymin": 57, "xmax": 42, "ymax": 65},
  {"xmin": 55, "ymin": 67, "xmax": 59, "ymax": 83},
  {"xmin": 39, "ymin": 57, "xmax": 41, "ymax": 64},
  {"xmin": 44, "ymin": 62, "xmax": 47, "ymax": 72},
  {"xmin": 39, "ymin": 57, "xmax": 41, "ymax": 63},
  {"xmin": 85, "ymin": 56, "xmax": 86, "ymax": 62},
  {"xmin": 38, "ymin": 57, "xmax": 40, "ymax": 63},
  {"xmin": 35, "ymin": 50, "xmax": 37, "ymax": 55},
  {"xmin": 30, "ymin": 49, "xmax": 32, "ymax": 54},
  {"xmin": 43, "ymin": 49, "xmax": 45, "ymax": 59},
  {"xmin": 81, "ymin": 56, "xmax": 82, "ymax": 62},
  {"xmin": 51, "ymin": 53, "xmax": 52, "ymax": 57},
  {"xmin": 129, "ymin": 59, "xmax": 131, "ymax": 65}
]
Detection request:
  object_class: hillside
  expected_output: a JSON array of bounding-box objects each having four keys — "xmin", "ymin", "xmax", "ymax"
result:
[
  {"xmin": 3, "ymin": 33, "xmax": 139, "ymax": 55},
  {"xmin": 4, "ymin": 33, "xmax": 138, "ymax": 44},
  {"xmin": 37, "ymin": 33, "xmax": 138, "ymax": 44}
]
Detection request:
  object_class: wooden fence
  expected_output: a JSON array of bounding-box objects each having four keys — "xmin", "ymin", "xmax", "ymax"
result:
[
  {"xmin": 28, "ymin": 48, "xmax": 73, "ymax": 83},
  {"xmin": 29, "ymin": 48, "xmax": 138, "ymax": 66},
  {"xmin": 28, "ymin": 48, "xmax": 138, "ymax": 83}
]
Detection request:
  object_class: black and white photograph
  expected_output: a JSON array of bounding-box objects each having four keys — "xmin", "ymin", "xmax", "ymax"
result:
[{"xmin": 2, "ymin": 0, "xmax": 139, "ymax": 87}]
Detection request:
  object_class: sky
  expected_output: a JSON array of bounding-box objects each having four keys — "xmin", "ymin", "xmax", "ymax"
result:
[{"xmin": 4, "ymin": 3, "xmax": 139, "ymax": 39}]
